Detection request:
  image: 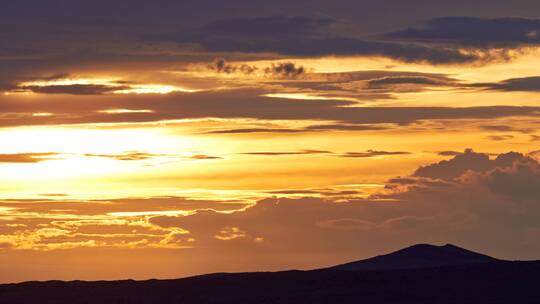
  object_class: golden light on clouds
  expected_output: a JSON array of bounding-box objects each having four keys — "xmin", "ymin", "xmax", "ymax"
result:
[
  {"xmin": 4, "ymin": 2, "xmax": 540, "ymax": 284},
  {"xmin": 263, "ymin": 93, "xmax": 360, "ymax": 102},
  {"xmin": 108, "ymin": 210, "xmax": 195, "ymax": 217},
  {"xmin": 32, "ymin": 112, "xmax": 54, "ymax": 117},
  {"xmin": 20, "ymin": 77, "xmax": 117, "ymax": 87},
  {"xmin": 113, "ymin": 84, "xmax": 198, "ymax": 94},
  {"xmin": 98, "ymin": 109, "xmax": 154, "ymax": 114},
  {"xmin": 14, "ymin": 77, "xmax": 198, "ymax": 95}
]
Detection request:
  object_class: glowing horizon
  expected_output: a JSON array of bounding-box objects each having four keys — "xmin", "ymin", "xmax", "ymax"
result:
[{"xmin": 2, "ymin": 0, "xmax": 540, "ymax": 284}]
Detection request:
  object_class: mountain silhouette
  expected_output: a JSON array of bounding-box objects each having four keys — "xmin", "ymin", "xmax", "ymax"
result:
[
  {"xmin": 1, "ymin": 244, "xmax": 538, "ymax": 304},
  {"xmin": 330, "ymin": 243, "xmax": 498, "ymax": 271}
]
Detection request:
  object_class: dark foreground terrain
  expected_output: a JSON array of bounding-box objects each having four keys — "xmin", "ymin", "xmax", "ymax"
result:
[{"xmin": 1, "ymin": 244, "xmax": 539, "ymax": 304}]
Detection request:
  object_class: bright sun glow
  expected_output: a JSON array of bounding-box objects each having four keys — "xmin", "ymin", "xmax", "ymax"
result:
[
  {"xmin": 0, "ymin": 126, "xmax": 197, "ymax": 182},
  {"xmin": 16, "ymin": 77, "xmax": 198, "ymax": 94},
  {"xmin": 113, "ymin": 84, "xmax": 198, "ymax": 94},
  {"xmin": 98, "ymin": 109, "xmax": 154, "ymax": 114}
]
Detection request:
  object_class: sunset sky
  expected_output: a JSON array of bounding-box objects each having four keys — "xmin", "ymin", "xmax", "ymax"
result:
[{"xmin": 2, "ymin": 0, "xmax": 540, "ymax": 283}]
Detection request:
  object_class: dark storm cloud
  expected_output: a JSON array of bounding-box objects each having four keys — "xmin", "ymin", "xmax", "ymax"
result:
[{"xmin": 386, "ymin": 16, "xmax": 540, "ymax": 47}]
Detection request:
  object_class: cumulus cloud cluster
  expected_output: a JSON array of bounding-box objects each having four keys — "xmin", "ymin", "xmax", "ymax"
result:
[
  {"xmin": 263, "ymin": 62, "xmax": 306, "ymax": 78},
  {"xmin": 413, "ymin": 148, "xmax": 535, "ymax": 180},
  {"xmin": 145, "ymin": 149, "xmax": 540, "ymax": 260},
  {"xmin": 207, "ymin": 58, "xmax": 258, "ymax": 75},
  {"xmin": 207, "ymin": 59, "xmax": 306, "ymax": 78},
  {"xmin": 2, "ymin": 149, "xmax": 540, "ymax": 275}
]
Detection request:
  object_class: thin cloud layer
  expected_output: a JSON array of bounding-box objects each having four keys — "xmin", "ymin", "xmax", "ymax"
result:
[
  {"xmin": 0, "ymin": 153, "xmax": 61, "ymax": 163},
  {"xmin": 2, "ymin": 90, "xmax": 540, "ymax": 127},
  {"xmin": 241, "ymin": 150, "xmax": 332, "ymax": 156},
  {"xmin": 17, "ymin": 84, "xmax": 128, "ymax": 95},
  {"xmin": 338, "ymin": 150, "xmax": 411, "ymax": 158},
  {"xmin": 147, "ymin": 14, "xmax": 537, "ymax": 64},
  {"xmin": 387, "ymin": 16, "xmax": 540, "ymax": 47},
  {"xmin": 478, "ymin": 76, "xmax": 540, "ymax": 92}
]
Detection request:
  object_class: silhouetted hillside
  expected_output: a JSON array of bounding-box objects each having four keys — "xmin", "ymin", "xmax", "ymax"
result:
[
  {"xmin": 1, "ymin": 244, "xmax": 538, "ymax": 304},
  {"xmin": 330, "ymin": 243, "xmax": 498, "ymax": 271}
]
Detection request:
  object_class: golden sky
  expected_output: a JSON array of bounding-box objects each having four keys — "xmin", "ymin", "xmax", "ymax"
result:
[{"xmin": 2, "ymin": 0, "xmax": 540, "ymax": 283}]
